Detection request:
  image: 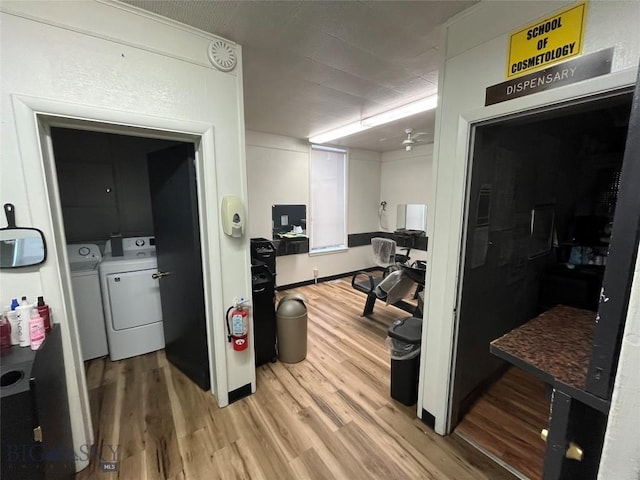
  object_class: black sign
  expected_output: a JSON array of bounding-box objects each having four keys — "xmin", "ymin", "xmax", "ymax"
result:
[{"xmin": 485, "ymin": 48, "xmax": 614, "ymax": 106}]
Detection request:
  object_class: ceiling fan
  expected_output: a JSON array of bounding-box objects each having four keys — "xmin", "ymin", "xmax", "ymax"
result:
[{"xmin": 401, "ymin": 128, "xmax": 427, "ymax": 151}]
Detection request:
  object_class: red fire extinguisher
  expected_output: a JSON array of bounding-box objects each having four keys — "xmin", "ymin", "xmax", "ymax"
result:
[{"xmin": 226, "ymin": 302, "xmax": 248, "ymax": 351}]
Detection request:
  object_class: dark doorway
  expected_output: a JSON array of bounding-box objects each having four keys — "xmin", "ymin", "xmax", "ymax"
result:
[
  {"xmin": 451, "ymin": 89, "xmax": 636, "ymax": 478},
  {"xmin": 52, "ymin": 128, "xmax": 210, "ymax": 391}
]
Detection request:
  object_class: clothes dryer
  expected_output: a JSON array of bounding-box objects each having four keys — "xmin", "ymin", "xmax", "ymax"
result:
[
  {"xmin": 67, "ymin": 244, "xmax": 109, "ymax": 361},
  {"xmin": 99, "ymin": 237, "xmax": 165, "ymax": 361}
]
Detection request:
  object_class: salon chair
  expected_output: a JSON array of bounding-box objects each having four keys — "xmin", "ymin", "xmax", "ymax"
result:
[{"xmin": 351, "ymin": 238, "xmax": 426, "ymax": 317}]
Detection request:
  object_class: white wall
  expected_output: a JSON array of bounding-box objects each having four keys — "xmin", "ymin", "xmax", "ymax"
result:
[
  {"xmin": 1, "ymin": 1, "xmax": 252, "ymax": 470},
  {"xmin": 380, "ymin": 144, "xmax": 434, "ymax": 263},
  {"xmin": 245, "ymin": 131, "xmax": 436, "ymax": 285},
  {"xmin": 246, "ymin": 130, "xmax": 382, "ymax": 286},
  {"xmin": 349, "ymin": 148, "xmax": 384, "ymax": 234},
  {"xmin": 421, "ymin": 0, "xmax": 640, "ymax": 447}
]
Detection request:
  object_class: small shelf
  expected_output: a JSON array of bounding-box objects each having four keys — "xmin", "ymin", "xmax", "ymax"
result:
[{"xmin": 490, "ymin": 305, "xmax": 610, "ymax": 413}]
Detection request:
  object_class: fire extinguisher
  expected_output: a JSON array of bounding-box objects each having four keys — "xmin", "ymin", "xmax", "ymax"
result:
[{"xmin": 226, "ymin": 301, "xmax": 248, "ymax": 351}]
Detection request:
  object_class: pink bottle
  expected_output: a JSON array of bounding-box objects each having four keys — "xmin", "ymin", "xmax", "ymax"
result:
[
  {"xmin": 29, "ymin": 310, "xmax": 46, "ymax": 351},
  {"xmin": 0, "ymin": 315, "xmax": 11, "ymax": 352}
]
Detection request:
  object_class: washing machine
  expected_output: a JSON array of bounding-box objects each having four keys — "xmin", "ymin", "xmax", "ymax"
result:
[
  {"xmin": 67, "ymin": 244, "xmax": 109, "ymax": 361},
  {"xmin": 99, "ymin": 236, "xmax": 165, "ymax": 361}
]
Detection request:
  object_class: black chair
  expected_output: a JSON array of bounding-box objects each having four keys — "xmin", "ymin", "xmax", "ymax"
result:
[{"xmin": 351, "ymin": 238, "xmax": 426, "ymax": 317}]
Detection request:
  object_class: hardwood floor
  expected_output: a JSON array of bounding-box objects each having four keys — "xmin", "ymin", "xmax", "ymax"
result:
[
  {"xmin": 455, "ymin": 367, "xmax": 550, "ymax": 480},
  {"xmin": 77, "ymin": 276, "xmax": 515, "ymax": 479}
]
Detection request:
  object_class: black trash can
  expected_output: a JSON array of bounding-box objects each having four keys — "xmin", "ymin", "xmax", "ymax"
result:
[{"xmin": 387, "ymin": 316, "xmax": 422, "ymax": 406}]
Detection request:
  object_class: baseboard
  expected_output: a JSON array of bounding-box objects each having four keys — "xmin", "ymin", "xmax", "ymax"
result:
[
  {"xmin": 228, "ymin": 383, "xmax": 252, "ymax": 404},
  {"xmin": 420, "ymin": 408, "xmax": 436, "ymax": 430},
  {"xmin": 276, "ymin": 267, "xmax": 382, "ymax": 291}
]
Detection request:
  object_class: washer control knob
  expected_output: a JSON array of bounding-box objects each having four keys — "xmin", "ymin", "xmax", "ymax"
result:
[
  {"xmin": 78, "ymin": 246, "xmax": 90, "ymax": 256},
  {"xmin": 135, "ymin": 239, "xmax": 145, "ymax": 247}
]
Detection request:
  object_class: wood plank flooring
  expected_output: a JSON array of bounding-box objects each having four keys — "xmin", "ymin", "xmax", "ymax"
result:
[
  {"xmin": 455, "ymin": 367, "xmax": 550, "ymax": 480},
  {"xmin": 77, "ymin": 276, "xmax": 515, "ymax": 480}
]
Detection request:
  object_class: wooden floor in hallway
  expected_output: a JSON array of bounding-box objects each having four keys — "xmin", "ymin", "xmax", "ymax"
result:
[
  {"xmin": 77, "ymin": 276, "xmax": 515, "ymax": 480},
  {"xmin": 455, "ymin": 367, "xmax": 550, "ymax": 480}
]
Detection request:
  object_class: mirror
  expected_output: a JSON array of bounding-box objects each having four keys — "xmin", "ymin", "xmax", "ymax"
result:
[
  {"xmin": 272, "ymin": 204, "xmax": 307, "ymax": 238},
  {"xmin": 0, "ymin": 204, "xmax": 47, "ymax": 269},
  {"xmin": 396, "ymin": 204, "xmax": 426, "ymax": 232}
]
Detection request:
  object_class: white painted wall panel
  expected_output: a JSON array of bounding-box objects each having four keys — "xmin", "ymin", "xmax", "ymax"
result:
[
  {"xmin": 379, "ymin": 144, "xmax": 433, "ymax": 263},
  {"xmin": 246, "ymin": 142, "xmax": 309, "ymax": 240},
  {"xmin": 245, "ymin": 130, "xmax": 382, "ymax": 286},
  {"xmin": 349, "ymin": 148, "xmax": 382, "ymax": 234}
]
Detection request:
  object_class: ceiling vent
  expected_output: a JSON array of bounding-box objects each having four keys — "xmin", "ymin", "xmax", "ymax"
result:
[{"xmin": 207, "ymin": 40, "xmax": 237, "ymax": 72}]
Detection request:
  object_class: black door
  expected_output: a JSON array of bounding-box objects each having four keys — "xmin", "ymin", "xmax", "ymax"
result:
[{"xmin": 148, "ymin": 144, "xmax": 210, "ymax": 391}]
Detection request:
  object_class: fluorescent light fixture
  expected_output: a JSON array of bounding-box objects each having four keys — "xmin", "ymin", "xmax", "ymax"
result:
[
  {"xmin": 308, "ymin": 94, "xmax": 438, "ymax": 144},
  {"xmin": 308, "ymin": 121, "xmax": 366, "ymax": 144},
  {"xmin": 361, "ymin": 95, "xmax": 438, "ymax": 128}
]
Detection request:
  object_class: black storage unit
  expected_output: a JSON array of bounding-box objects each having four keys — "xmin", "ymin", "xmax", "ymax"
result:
[
  {"xmin": 538, "ymin": 265, "xmax": 604, "ymax": 312},
  {"xmin": 250, "ymin": 238, "xmax": 277, "ymax": 277},
  {"xmin": 1, "ymin": 325, "xmax": 75, "ymax": 479},
  {"xmin": 251, "ymin": 260, "xmax": 277, "ymax": 366},
  {"xmin": 387, "ymin": 317, "xmax": 423, "ymax": 406}
]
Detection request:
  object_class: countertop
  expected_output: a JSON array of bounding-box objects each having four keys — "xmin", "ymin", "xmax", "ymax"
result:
[{"xmin": 490, "ymin": 305, "xmax": 595, "ymax": 391}]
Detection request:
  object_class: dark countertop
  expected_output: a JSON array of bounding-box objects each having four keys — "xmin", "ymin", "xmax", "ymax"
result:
[
  {"xmin": 490, "ymin": 305, "xmax": 595, "ymax": 390},
  {"xmin": 1, "ymin": 343, "xmax": 37, "ymax": 398}
]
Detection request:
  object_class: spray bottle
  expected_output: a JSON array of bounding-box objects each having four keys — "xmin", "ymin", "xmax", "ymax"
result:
[
  {"xmin": 37, "ymin": 296, "xmax": 52, "ymax": 333},
  {"xmin": 15, "ymin": 296, "xmax": 32, "ymax": 347}
]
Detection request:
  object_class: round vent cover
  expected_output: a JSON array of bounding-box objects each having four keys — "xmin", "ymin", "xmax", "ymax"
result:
[{"xmin": 208, "ymin": 40, "xmax": 237, "ymax": 72}]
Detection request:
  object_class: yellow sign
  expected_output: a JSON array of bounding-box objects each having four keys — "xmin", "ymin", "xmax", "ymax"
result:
[{"xmin": 507, "ymin": 2, "xmax": 587, "ymax": 79}]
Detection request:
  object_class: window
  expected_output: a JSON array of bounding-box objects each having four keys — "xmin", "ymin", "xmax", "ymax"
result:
[{"xmin": 310, "ymin": 145, "xmax": 347, "ymax": 253}]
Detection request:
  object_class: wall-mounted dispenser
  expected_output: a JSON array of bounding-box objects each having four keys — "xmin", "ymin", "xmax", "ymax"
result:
[{"xmin": 221, "ymin": 195, "xmax": 244, "ymax": 237}]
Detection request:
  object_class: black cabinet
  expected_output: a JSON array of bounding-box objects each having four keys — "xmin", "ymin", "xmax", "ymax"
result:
[
  {"xmin": 538, "ymin": 265, "xmax": 604, "ymax": 312},
  {"xmin": 252, "ymin": 263, "xmax": 277, "ymax": 366},
  {"xmin": 1, "ymin": 325, "xmax": 75, "ymax": 479}
]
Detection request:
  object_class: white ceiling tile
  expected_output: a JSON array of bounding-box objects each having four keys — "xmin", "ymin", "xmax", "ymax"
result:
[{"xmin": 122, "ymin": 0, "xmax": 477, "ymax": 151}]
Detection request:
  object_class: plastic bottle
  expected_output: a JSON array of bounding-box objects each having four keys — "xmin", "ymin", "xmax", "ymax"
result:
[
  {"xmin": 29, "ymin": 310, "xmax": 46, "ymax": 350},
  {"xmin": 37, "ymin": 296, "xmax": 52, "ymax": 333},
  {"xmin": 16, "ymin": 296, "xmax": 32, "ymax": 347},
  {"xmin": 6, "ymin": 308, "xmax": 19, "ymax": 345}
]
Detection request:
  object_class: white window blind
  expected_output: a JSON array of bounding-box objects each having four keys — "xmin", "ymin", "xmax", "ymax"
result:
[{"xmin": 310, "ymin": 145, "xmax": 347, "ymax": 252}]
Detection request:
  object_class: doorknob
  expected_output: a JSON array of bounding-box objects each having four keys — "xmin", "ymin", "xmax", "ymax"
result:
[
  {"xmin": 152, "ymin": 271, "xmax": 172, "ymax": 279},
  {"xmin": 566, "ymin": 442, "xmax": 584, "ymax": 461},
  {"xmin": 540, "ymin": 429, "xmax": 583, "ymax": 461}
]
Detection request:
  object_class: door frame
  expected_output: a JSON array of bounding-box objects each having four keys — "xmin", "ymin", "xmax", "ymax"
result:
[
  {"xmin": 449, "ymin": 86, "xmax": 635, "ymax": 428},
  {"xmin": 11, "ymin": 94, "xmax": 229, "ymax": 466},
  {"xmin": 417, "ymin": 67, "xmax": 639, "ymax": 435}
]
